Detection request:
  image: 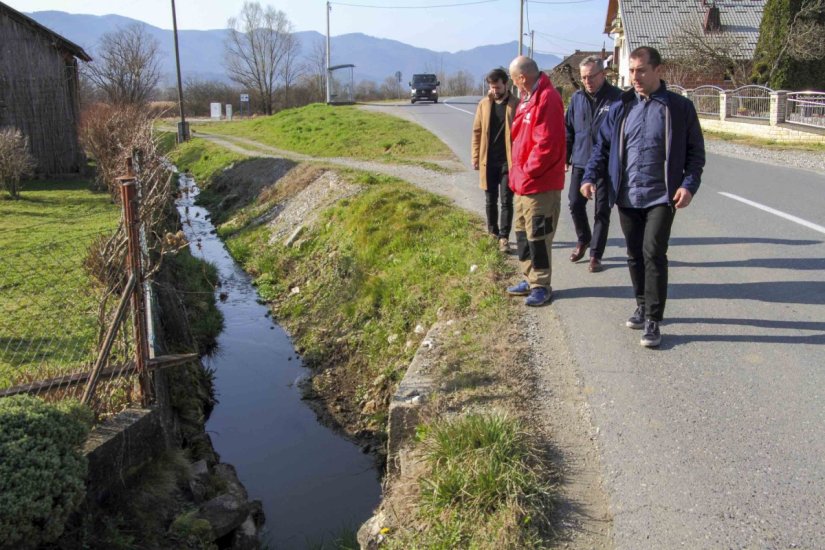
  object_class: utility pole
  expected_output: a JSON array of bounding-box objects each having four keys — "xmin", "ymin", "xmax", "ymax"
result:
[
  {"xmin": 171, "ymin": 0, "xmax": 188, "ymax": 142},
  {"xmin": 529, "ymin": 30, "xmax": 535, "ymax": 58},
  {"xmin": 518, "ymin": 0, "xmax": 524, "ymax": 56},
  {"xmin": 326, "ymin": 1, "xmax": 332, "ymax": 104}
]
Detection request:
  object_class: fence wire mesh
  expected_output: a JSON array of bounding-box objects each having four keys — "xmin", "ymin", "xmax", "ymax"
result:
[{"xmin": 0, "ymin": 203, "xmax": 141, "ymax": 411}]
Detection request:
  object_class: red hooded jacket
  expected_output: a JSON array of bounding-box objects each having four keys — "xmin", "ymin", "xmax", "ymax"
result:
[{"xmin": 509, "ymin": 73, "xmax": 566, "ymax": 195}]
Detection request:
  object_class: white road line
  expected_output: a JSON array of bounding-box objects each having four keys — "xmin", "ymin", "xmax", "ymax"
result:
[
  {"xmin": 719, "ymin": 191, "xmax": 825, "ymax": 235},
  {"xmin": 442, "ymin": 100, "xmax": 475, "ymax": 116}
]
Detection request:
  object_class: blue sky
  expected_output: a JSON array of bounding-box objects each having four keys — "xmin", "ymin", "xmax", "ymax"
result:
[{"xmin": 15, "ymin": 0, "xmax": 612, "ymax": 55}]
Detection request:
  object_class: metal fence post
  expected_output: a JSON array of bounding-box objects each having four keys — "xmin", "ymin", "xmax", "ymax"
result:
[{"xmin": 119, "ymin": 159, "xmax": 153, "ymax": 406}]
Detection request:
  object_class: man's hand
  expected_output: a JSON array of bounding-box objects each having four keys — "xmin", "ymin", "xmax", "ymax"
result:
[
  {"xmin": 673, "ymin": 188, "xmax": 693, "ymax": 209},
  {"xmin": 580, "ymin": 182, "xmax": 596, "ymax": 200},
  {"xmin": 473, "ymin": 161, "xmax": 479, "ymax": 170},
  {"xmin": 565, "ymin": 163, "xmax": 570, "ymax": 173}
]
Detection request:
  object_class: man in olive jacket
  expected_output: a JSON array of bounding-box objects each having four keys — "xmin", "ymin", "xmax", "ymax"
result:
[{"xmin": 472, "ymin": 68, "xmax": 519, "ymax": 252}]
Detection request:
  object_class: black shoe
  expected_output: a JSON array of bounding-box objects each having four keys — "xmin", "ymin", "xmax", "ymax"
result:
[
  {"xmin": 626, "ymin": 305, "xmax": 644, "ymax": 329},
  {"xmin": 640, "ymin": 320, "xmax": 662, "ymax": 348}
]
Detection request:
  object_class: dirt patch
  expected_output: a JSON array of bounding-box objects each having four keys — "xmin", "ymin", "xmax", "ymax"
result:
[{"xmin": 201, "ymin": 157, "xmax": 296, "ymax": 223}]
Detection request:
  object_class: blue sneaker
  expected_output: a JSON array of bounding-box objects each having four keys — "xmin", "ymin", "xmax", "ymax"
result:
[
  {"xmin": 506, "ymin": 280, "xmax": 530, "ymax": 296},
  {"xmin": 525, "ymin": 287, "xmax": 551, "ymax": 307}
]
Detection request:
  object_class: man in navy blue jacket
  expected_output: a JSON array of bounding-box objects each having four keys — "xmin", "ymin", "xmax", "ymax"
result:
[
  {"xmin": 565, "ymin": 55, "xmax": 622, "ymax": 272},
  {"xmin": 582, "ymin": 46, "xmax": 705, "ymax": 348}
]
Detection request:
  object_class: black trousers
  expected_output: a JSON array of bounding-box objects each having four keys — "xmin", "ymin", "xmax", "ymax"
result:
[
  {"xmin": 618, "ymin": 203, "xmax": 676, "ymax": 322},
  {"xmin": 568, "ymin": 166, "xmax": 611, "ymax": 259},
  {"xmin": 484, "ymin": 163, "xmax": 514, "ymax": 238}
]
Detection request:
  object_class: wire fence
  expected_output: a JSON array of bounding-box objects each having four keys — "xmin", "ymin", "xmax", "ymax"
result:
[
  {"xmin": 0, "ymin": 211, "xmax": 142, "ymax": 410},
  {"xmin": 726, "ymin": 85, "xmax": 772, "ymax": 121},
  {"xmin": 690, "ymin": 85, "xmax": 724, "ymax": 117},
  {"xmin": 0, "ymin": 151, "xmax": 197, "ymax": 416},
  {"xmin": 786, "ymin": 92, "xmax": 825, "ymax": 129}
]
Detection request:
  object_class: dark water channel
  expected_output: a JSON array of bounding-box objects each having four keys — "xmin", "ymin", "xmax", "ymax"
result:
[{"xmin": 176, "ymin": 173, "xmax": 381, "ymax": 549}]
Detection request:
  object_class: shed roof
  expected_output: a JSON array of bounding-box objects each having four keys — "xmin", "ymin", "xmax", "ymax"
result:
[
  {"xmin": 613, "ymin": 0, "xmax": 765, "ymax": 59},
  {"xmin": 0, "ymin": 1, "xmax": 92, "ymax": 62}
]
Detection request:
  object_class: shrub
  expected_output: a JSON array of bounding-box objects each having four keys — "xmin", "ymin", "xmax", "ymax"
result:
[
  {"xmin": 0, "ymin": 127, "xmax": 36, "ymax": 199},
  {"xmin": 78, "ymin": 103, "xmax": 155, "ymax": 197},
  {"xmin": 0, "ymin": 395, "xmax": 93, "ymax": 548}
]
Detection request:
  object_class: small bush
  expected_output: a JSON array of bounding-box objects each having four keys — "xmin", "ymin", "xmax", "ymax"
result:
[
  {"xmin": 0, "ymin": 127, "xmax": 36, "ymax": 199},
  {"xmin": 0, "ymin": 395, "xmax": 93, "ymax": 548},
  {"xmin": 78, "ymin": 103, "xmax": 155, "ymax": 197}
]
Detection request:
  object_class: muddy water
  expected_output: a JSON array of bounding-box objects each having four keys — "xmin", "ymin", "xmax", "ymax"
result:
[{"xmin": 176, "ymin": 173, "xmax": 380, "ymax": 548}]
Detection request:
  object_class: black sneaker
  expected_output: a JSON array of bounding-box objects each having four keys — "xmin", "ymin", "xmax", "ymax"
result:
[
  {"xmin": 640, "ymin": 320, "xmax": 662, "ymax": 348},
  {"xmin": 626, "ymin": 305, "xmax": 645, "ymax": 329}
]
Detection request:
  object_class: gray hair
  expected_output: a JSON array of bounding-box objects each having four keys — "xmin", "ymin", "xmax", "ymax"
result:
[{"xmin": 579, "ymin": 56, "xmax": 604, "ymax": 72}]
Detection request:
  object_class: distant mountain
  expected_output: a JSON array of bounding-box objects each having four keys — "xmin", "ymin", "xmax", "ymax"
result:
[{"xmin": 27, "ymin": 11, "xmax": 560, "ymax": 86}]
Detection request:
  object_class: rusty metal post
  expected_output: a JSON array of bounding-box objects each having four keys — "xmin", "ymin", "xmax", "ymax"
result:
[{"xmin": 119, "ymin": 158, "xmax": 153, "ymax": 406}]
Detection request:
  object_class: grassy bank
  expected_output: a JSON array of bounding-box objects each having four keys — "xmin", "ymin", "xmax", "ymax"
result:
[
  {"xmin": 171, "ymin": 136, "xmax": 556, "ymax": 546},
  {"xmin": 191, "ymin": 103, "xmax": 454, "ymax": 163},
  {"xmin": 0, "ymin": 180, "xmax": 119, "ymax": 386},
  {"xmin": 703, "ymin": 128, "xmax": 825, "ymax": 152}
]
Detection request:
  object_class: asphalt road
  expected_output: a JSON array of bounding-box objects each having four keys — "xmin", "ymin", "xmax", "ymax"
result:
[{"xmin": 365, "ymin": 97, "xmax": 825, "ymax": 548}]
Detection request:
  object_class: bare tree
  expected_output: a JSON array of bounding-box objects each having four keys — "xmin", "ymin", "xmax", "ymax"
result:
[
  {"xmin": 0, "ymin": 128, "xmax": 36, "ymax": 199},
  {"xmin": 225, "ymin": 2, "xmax": 294, "ymax": 115},
  {"xmin": 444, "ymin": 70, "xmax": 473, "ymax": 96},
  {"xmin": 666, "ymin": 23, "xmax": 753, "ymax": 86},
  {"xmin": 279, "ymin": 32, "xmax": 303, "ymax": 109},
  {"xmin": 85, "ymin": 24, "xmax": 162, "ymax": 105},
  {"xmin": 304, "ymin": 39, "xmax": 328, "ymax": 101}
]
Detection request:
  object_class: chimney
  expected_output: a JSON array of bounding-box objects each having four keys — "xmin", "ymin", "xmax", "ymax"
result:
[{"xmin": 704, "ymin": 2, "xmax": 722, "ymax": 32}]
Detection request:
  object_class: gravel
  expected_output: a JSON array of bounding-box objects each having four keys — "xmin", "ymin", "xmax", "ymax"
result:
[{"xmin": 704, "ymin": 138, "xmax": 825, "ymax": 175}]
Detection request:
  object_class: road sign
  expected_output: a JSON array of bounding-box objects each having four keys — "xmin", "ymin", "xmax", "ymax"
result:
[{"xmin": 240, "ymin": 93, "xmax": 249, "ymax": 102}]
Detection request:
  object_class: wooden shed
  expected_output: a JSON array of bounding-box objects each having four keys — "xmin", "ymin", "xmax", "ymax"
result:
[{"xmin": 0, "ymin": 1, "xmax": 91, "ymax": 175}]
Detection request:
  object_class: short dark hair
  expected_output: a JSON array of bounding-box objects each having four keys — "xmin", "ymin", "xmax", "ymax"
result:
[
  {"xmin": 629, "ymin": 46, "xmax": 662, "ymax": 68},
  {"xmin": 486, "ymin": 68, "xmax": 508, "ymax": 84}
]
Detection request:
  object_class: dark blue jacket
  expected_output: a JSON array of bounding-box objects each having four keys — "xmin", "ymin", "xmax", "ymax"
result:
[
  {"xmin": 565, "ymin": 82, "xmax": 622, "ymax": 169},
  {"xmin": 583, "ymin": 82, "xmax": 706, "ymax": 208}
]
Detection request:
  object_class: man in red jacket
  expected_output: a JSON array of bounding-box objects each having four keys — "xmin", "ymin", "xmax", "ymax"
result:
[{"xmin": 505, "ymin": 56, "xmax": 566, "ymax": 306}]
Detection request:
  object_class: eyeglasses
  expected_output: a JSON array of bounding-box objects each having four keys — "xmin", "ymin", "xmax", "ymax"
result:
[{"xmin": 581, "ymin": 72, "xmax": 603, "ymax": 81}]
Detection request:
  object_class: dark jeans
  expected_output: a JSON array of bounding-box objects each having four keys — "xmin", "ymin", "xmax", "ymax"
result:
[
  {"xmin": 618, "ymin": 203, "xmax": 676, "ymax": 322},
  {"xmin": 485, "ymin": 163, "xmax": 513, "ymax": 238},
  {"xmin": 568, "ymin": 166, "xmax": 611, "ymax": 259}
]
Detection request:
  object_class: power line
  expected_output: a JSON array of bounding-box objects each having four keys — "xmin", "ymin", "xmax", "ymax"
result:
[
  {"xmin": 528, "ymin": 0, "xmax": 595, "ymax": 4},
  {"xmin": 534, "ymin": 29, "xmax": 602, "ymax": 48},
  {"xmin": 331, "ymin": 0, "xmax": 502, "ymax": 8}
]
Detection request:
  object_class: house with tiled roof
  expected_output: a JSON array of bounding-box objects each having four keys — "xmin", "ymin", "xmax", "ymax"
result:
[
  {"xmin": 546, "ymin": 50, "xmax": 605, "ymax": 99},
  {"xmin": 604, "ymin": 0, "xmax": 766, "ymax": 88}
]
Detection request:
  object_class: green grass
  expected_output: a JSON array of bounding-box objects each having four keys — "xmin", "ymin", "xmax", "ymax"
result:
[
  {"xmin": 0, "ymin": 181, "xmax": 120, "ymax": 387},
  {"xmin": 166, "ymin": 137, "xmax": 247, "ymax": 183},
  {"xmin": 191, "ymin": 103, "xmax": 454, "ymax": 162},
  {"xmin": 703, "ymin": 128, "xmax": 825, "ymax": 152},
  {"xmin": 386, "ymin": 413, "xmax": 553, "ymax": 549},
  {"xmin": 225, "ymin": 172, "xmax": 510, "ymax": 387}
]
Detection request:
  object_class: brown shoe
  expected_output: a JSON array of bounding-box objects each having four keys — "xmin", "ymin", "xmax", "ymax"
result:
[
  {"xmin": 570, "ymin": 242, "xmax": 589, "ymax": 262},
  {"xmin": 498, "ymin": 238, "xmax": 509, "ymax": 253},
  {"xmin": 588, "ymin": 257, "xmax": 603, "ymax": 272}
]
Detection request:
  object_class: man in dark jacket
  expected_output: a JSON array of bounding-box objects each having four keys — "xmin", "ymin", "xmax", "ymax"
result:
[
  {"xmin": 565, "ymin": 55, "xmax": 622, "ymax": 272},
  {"xmin": 582, "ymin": 46, "xmax": 705, "ymax": 347}
]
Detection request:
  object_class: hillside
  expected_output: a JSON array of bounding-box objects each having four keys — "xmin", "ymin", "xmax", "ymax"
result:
[{"xmin": 27, "ymin": 10, "xmax": 560, "ymax": 86}]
